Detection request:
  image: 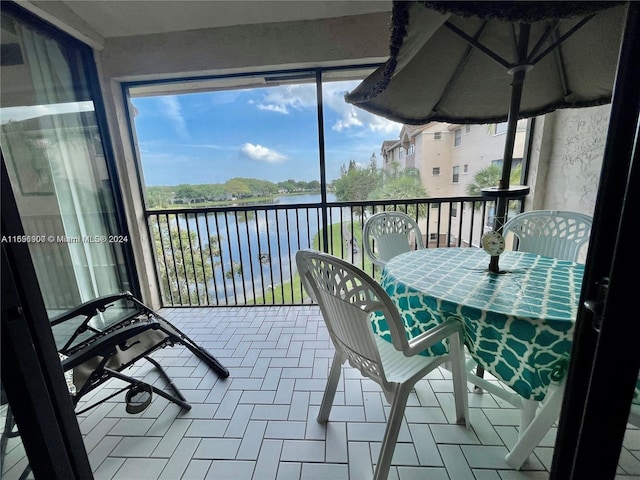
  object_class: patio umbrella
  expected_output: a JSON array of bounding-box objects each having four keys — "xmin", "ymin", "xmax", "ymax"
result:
[{"xmin": 345, "ymin": 1, "xmax": 627, "ymax": 273}]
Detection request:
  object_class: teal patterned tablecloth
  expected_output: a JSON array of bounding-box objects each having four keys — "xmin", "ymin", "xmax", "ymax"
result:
[{"xmin": 377, "ymin": 248, "xmax": 585, "ymax": 401}]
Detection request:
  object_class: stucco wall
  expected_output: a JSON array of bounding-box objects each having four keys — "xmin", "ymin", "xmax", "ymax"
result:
[
  {"xmin": 527, "ymin": 104, "xmax": 611, "ymax": 216},
  {"xmin": 98, "ymin": 13, "xmax": 390, "ymax": 81}
]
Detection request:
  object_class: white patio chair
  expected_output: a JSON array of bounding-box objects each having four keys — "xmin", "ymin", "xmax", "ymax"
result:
[
  {"xmin": 362, "ymin": 211, "xmax": 425, "ymax": 267},
  {"xmin": 469, "ymin": 212, "xmax": 592, "ymax": 468},
  {"xmin": 502, "ymin": 210, "xmax": 593, "ymax": 262},
  {"xmin": 296, "ymin": 249, "xmax": 468, "ymax": 480}
]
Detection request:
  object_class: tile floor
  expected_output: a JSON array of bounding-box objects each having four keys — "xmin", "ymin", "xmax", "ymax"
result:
[{"xmin": 2, "ymin": 306, "xmax": 639, "ymax": 479}]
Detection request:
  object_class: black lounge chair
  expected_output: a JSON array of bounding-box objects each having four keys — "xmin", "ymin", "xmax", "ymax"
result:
[
  {"xmin": 1, "ymin": 292, "xmax": 228, "ymax": 478},
  {"xmin": 51, "ymin": 291, "xmax": 229, "ymax": 414}
]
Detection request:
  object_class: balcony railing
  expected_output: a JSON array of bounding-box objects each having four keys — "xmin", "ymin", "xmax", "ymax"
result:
[{"xmin": 146, "ymin": 196, "xmax": 523, "ymax": 307}]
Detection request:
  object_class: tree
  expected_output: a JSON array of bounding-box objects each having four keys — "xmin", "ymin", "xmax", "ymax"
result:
[
  {"xmin": 224, "ymin": 178, "xmax": 251, "ymax": 198},
  {"xmin": 175, "ymin": 184, "xmax": 199, "ymax": 204},
  {"xmin": 277, "ymin": 179, "xmax": 297, "ymax": 192},
  {"xmin": 306, "ymin": 180, "xmax": 320, "ymax": 191},
  {"xmin": 369, "ymin": 162, "xmax": 428, "ymax": 217},
  {"xmin": 334, "ymin": 156, "xmax": 381, "ymax": 203},
  {"xmin": 152, "ymin": 216, "xmax": 241, "ymax": 304}
]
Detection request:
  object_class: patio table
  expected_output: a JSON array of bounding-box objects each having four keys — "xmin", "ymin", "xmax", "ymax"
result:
[{"xmin": 375, "ymin": 247, "xmax": 584, "ymax": 402}]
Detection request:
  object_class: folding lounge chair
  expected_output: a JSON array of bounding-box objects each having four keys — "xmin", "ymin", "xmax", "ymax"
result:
[
  {"xmin": 1, "ymin": 292, "xmax": 229, "ymax": 479},
  {"xmin": 52, "ymin": 291, "xmax": 229, "ymax": 414}
]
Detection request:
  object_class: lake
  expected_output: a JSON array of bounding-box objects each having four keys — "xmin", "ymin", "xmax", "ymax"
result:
[{"xmin": 158, "ymin": 193, "xmax": 346, "ymax": 304}]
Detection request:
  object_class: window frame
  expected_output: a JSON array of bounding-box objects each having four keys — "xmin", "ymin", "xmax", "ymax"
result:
[
  {"xmin": 452, "ymin": 165, "xmax": 460, "ymax": 183},
  {"xmin": 454, "ymin": 128, "xmax": 462, "ymax": 147}
]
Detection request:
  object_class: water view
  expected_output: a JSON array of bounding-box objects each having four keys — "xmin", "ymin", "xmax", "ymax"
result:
[{"xmin": 151, "ymin": 193, "xmax": 344, "ymax": 304}]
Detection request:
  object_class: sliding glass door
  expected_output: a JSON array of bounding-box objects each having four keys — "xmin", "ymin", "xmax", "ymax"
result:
[
  {"xmin": 1, "ymin": 4, "xmax": 135, "ymax": 316},
  {"xmin": 1, "ymin": 5, "xmax": 135, "ymax": 478}
]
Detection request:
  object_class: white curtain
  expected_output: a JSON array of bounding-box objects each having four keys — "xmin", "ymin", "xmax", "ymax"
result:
[{"xmin": 18, "ymin": 25, "xmax": 122, "ymax": 304}]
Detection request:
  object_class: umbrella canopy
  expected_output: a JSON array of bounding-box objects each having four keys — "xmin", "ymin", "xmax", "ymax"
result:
[
  {"xmin": 346, "ymin": 1, "xmax": 625, "ymax": 125},
  {"xmin": 346, "ymin": 1, "xmax": 627, "ymax": 272}
]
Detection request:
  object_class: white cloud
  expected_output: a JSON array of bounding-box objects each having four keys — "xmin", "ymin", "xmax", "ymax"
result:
[
  {"xmin": 248, "ymin": 81, "xmax": 401, "ymax": 136},
  {"xmin": 254, "ymin": 84, "xmax": 316, "ymax": 114},
  {"xmin": 160, "ymin": 96, "xmax": 188, "ymax": 140},
  {"xmin": 257, "ymin": 103, "xmax": 289, "ymax": 114},
  {"xmin": 240, "ymin": 143, "xmax": 287, "ymax": 163},
  {"xmin": 332, "ymin": 109, "xmax": 364, "ymax": 131},
  {"xmin": 323, "ymin": 81, "xmax": 402, "ymax": 135}
]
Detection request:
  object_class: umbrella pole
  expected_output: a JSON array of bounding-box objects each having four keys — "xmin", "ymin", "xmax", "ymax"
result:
[
  {"xmin": 489, "ymin": 24, "xmax": 531, "ymax": 273},
  {"xmin": 489, "ymin": 66, "xmax": 527, "ymax": 272}
]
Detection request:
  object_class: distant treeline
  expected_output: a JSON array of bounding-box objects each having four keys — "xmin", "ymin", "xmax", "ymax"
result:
[{"xmin": 146, "ymin": 177, "xmax": 322, "ymax": 208}]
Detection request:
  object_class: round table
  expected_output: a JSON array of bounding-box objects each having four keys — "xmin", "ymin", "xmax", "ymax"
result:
[{"xmin": 376, "ymin": 247, "xmax": 585, "ymax": 401}]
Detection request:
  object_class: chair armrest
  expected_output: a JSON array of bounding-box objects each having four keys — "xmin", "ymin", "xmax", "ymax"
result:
[{"xmin": 401, "ymin": 318, "xmax": 463, "ymax": 357}]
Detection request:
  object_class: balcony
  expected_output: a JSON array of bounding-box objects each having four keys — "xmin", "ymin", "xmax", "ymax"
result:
[
  {"xmin": 1, "ymin": 2, "xmax": 638, "ymax": 479},
  {"xmin": 3, "ymin": 305, "xmax": 640, "ymax": 480}
]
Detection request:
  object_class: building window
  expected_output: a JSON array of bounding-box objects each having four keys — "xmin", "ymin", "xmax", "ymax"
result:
[
  {"xmin": 430, "ymin": 203, "xmax": 439, "ymax": 209},
  {"xmin": 434, "ymin": 131, "xmax": 442, "ymax": 140},
  {"xmin": 399, "ymin": 147, "xmax": 404, "ymax": 158},
  {"xmin": 494, "ymin": 122, "xmax": 508, "ymax": 135},
  {"xmin": 429, "ymin": 233, "xmax": 438, "ymax": 241},
  {"xmin": 465, "ymin": 125, "xmax": 471, "ymax": 134},
  {"xmin": 408, "ymin": 143, "xmax": 415, "ymax": 155},
  {"xmin": 432, "ymin": 167, "xmax": 440, "ymax": 176},
  {"xmin": 451, "ymin": 204, "xmax": 458, "ymax": 217},
  {"xmin": 454, "ymin": 129, "xmax": 462, "ymax": 147},
  {"xmin": 463, "ymin": 164, "xmax": 469, "ymax": 174},
  {"xmin": 452, "ymin": 166, "xmax": 460, "ymax": 183}
]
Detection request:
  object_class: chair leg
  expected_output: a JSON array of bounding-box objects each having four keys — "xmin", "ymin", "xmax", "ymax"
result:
[
  {"xmin": 449, "ymin": 331, "xmax": 470, "ymax": 427},
  {"xmin": 505, "ymin": 381, "xmax": 565, "ymax": 469},
  {"xmin": 317, "ymin": 351, "xmax": 345, "ymax": 423},
  {"xmin": 373, "ymin": 383, "xmax": 412, "ymax": 480},
  {"xmin": 519, "ymin": 399, "xmax": 539, "ymax": 433}
]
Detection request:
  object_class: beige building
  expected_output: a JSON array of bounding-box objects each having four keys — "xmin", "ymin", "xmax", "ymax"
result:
[{"xmin": 381, "ymin": 120, "xmax": 527, "ymax": 246}]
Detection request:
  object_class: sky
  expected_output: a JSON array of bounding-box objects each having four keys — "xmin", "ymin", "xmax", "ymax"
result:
[{"xmin": 131, "ymin": 80, "xmax": 402, "ymax": 186}]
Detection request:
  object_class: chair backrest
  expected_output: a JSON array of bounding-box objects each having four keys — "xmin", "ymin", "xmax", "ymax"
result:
[
  {"xmin": 295, "ymin": 249, "xmax": 409, "ymax": 388},
  {"xmin": 363, "ymin": 211, "xmax": 425, "ymax": 267},
  {"xmin": 502, "ymin": 210, "xmax": 593, "ymax": 262}
]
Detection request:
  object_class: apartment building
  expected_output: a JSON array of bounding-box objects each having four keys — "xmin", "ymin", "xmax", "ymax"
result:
[{"xmin": 381, "ymin": 119, "xmax": 527, "ymax": 246}]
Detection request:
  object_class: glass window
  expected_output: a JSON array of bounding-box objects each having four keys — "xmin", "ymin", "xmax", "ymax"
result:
[
  {"xmin": 463, "ymin": 164, "xmax": 469, "ymax": 174},
  {"xmin": 1, "ymin": 8, "xmax": 131, "ymax": 314},
  {"xmin": 434, "ymin": 131, "xmax": 442, "ymax": 140},
  {"xmin": 432, "ymin": 167, "xmax": 440, "ymax": 175},
  {"xmin": 465, "ymin": 125, "xmax": 471, "ymax": 134},
  {"xmin": 454, "ymin": 128, "xmax": 462, "ymax": 147},
  {"xmin": 452, "ymin": 166, "xmax": 460, "ymax": 183},
  {"xmin": 408, "ymin": 143, "xmax": 415, "ymax": 155},
  {"xmin": 131, "ymin": 79, "xmax": 321, "ymax": 207},
  {"xmin": 495, "ymin": 122, "xmax": 508, "ymax": 135}
]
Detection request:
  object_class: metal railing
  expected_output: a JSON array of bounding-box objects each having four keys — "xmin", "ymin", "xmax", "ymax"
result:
[{"xmin": 146, "ymin": 196, "xmax": 523, "ymax": 306}]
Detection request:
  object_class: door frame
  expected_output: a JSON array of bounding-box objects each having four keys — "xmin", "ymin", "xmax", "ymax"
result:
[
  {"xmin": 2, "ymin": 158, "xmax": 94, "ymax": 479},
  {"xmin": 551, "ymin": 3, "xmax": 640, "ymax": 478}
]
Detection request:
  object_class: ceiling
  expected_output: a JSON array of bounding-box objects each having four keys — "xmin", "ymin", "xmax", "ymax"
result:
[{"xmin": 47, "ymin": 0, "xmax": 392, "ymax": 38}]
